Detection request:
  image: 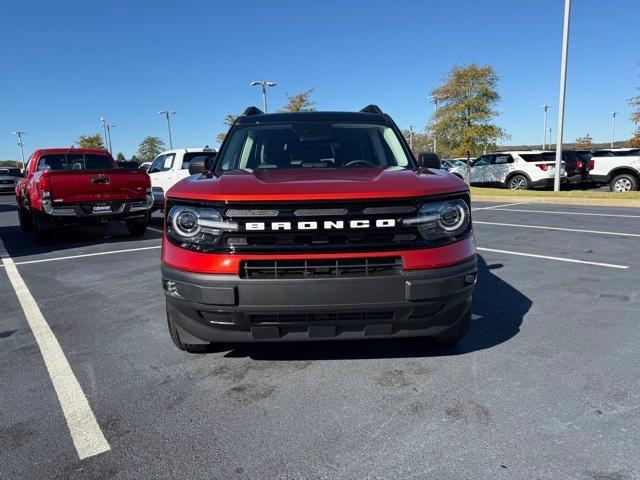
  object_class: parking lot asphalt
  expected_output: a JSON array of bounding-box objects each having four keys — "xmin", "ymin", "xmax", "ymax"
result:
[{"xmin": 1, "ymin": 194, "xmax": 639, "ymax": 480}]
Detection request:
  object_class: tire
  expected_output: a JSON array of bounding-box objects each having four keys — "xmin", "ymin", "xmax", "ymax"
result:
[
  {"xmin": 31, "ymin": 210, "xmax": 54, "ymax": 245},
  {"xmin": 18, "ymin": 205, "xmax": 32, "ymax": 232},
  {"xmin": 610, "ymin": 173, "xmax": 639, "ymax": 192},
  {"xmin": 126, "ymin": 216, "xmax": 149, "ymax": 236},
  {"xmin": 435, "ymin": 307, "xmax": 471, "ymax": 346},
  {"xmin": 167, "ymin": 304, "xmax": 212, "ymax": 353},
  {"xmin": 507, "ymin": 174, "xmax": 530, "ymax": 190}
]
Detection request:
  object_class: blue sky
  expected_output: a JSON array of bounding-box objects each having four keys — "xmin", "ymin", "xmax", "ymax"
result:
[{"xmin": 1, "ymin": 0, "xmax": 639, "ymax": 159}]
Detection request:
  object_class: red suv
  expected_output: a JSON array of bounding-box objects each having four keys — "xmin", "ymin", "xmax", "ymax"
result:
[{"xmin": 161, "ymin": 106, "xmax": 477, "ymax": 352}]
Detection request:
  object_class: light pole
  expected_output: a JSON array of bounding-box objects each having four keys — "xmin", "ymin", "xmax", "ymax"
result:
[
  {"xmin": 427, "ymin": 95, "xmax": 439, "ymax": 153},
  {"xmin": 553, "ymin": 0, "xmax": 571, "ymax": 192},
  {"xmin": 100, "ymin": 117, "xmax": 108, "ymax": 147},
  {"xmin": 541, "ymin": 105, "xmax": 551, "ymax": 149},
  {"xmin": 12, "ymin": 131, "xmax": 26, "ymax": 170},
  {"xmin": 158, "ymin": 110, "xmax": 176, "ymax": 149},
  {"xmin": 106, "ymin": 124, "xmax": 115, "ymax": 154},
  {"xmin": 250, "ymin": 81, "xmax": 277, "ymax": 113},
  {"xmin": 610, "ymin": 112, "xmax": 618, "ymax": 148},
  {"xmin": 407, "ymin": 125, "xmax": 414, "ymax": 151}
]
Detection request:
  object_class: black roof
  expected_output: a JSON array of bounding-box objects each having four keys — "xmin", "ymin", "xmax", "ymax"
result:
[{"xmin": 236, "ymin": 111, "xmax": 389, "ymax": 125}]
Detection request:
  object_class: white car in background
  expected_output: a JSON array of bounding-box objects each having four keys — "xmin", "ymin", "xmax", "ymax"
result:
[
  {"xmin": 0, "ymin": 167, "xmax": 21, "ymax": 193},
  {"xmin": 148, "ymin": 147, "xmax": 217, "ymax": 210},
  {"xmin": 441, "ymin": 159, "xmax": 469, "ymax": 183},
  {"xmin": 470, "ymin": 150, "xmax": 566, "ymax": 190},
  {"xmin": 588, "ymin": 150, "xmax": 640, "ymax": 191}
]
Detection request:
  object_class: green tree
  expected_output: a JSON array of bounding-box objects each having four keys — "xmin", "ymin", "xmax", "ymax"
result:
[
  {"xmin": 428, "ymin": 64, "xmax": 507, "ymax": 158},
  {"xmin": 76, "ymin": 133, "xmax": 105, "ymax": 149},
  {"xmin": 216, "ymin": 114, "xmax": 239, "ymax": 144},
  {"xmin": 574, "ymin": 134, "xmax": 594, "ymax": 149},
  {"xmin": 136, "ymin": 136, "xmax": 165, "ymax": 161},
  {"xmin": 281, "ymin": 88, "xmax": 317, "ymax": 112},
  {"xmin": 116, "ymin": 152, "xmax": 126, "ymax": 161}
]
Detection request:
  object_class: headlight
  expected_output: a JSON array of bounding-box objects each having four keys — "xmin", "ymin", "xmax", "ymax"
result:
[
  {"xmin": 167, "ymin": 205, "xmax": 238, "ymax": 250},
  {"xmin": 403, "ymin": 199, "xmax": 470, "ymax": 242}
]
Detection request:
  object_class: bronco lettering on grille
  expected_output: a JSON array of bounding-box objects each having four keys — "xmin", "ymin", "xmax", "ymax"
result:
[{"xmin": 244, "ymin": 219, "xmax": 397, "ymax": 231}]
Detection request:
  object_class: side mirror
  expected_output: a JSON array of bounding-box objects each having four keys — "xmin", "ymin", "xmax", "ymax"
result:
[
  {"xmin": 188, "ymin": 158, "xmax": 208, "ymax": 175},
  {"xmin": 417, "ymin": 151, "xmax": 441, "ymax": 170}
]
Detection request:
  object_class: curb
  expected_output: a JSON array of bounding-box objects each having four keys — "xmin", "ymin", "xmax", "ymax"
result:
[{"xmin": 470, "ymin": 195, "xmax": 640, "ymax": 208}]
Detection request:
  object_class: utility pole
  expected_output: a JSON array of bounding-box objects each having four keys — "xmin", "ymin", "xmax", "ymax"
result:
[
  {"xmin": 106, "ymin": 123, "xmax": 115, "ymax": 154},
  {"xmin": 541, "ymin": 105, "xmax": 551, "ymax": 149},
  {"xmin": 100, "ymin": 117, "xmax": 108, "ymax": 147},
  {"xmin": 610, "ymin": 112, "xmax": 618, "ymax": 148},
  {"xmin": 553, "ymin": 0, "xmax": 571, "ymax": 192},
  {"xmin": 250, "ymin": 81, "xmax": 277, "ymax": 113},
  {"xmin": 158, "ymin": 110, "xmax": 176, "ymax": 149},
  {"xmin": 427, "ymin": 95, "xmax": 439, "ymax": 153},
  {"xmin": 12, "ymin": 131, "xmax": 26, "ymax": 170}
]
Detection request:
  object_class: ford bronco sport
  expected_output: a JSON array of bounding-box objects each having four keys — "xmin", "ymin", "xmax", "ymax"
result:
[{"xmin": 161, "ymin": 106, "xmax": 477, "ymax": 352}]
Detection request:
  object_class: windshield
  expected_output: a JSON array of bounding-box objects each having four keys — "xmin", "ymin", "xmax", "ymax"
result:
[{"xmin": 217, "ymin": 122, "xmax": 411, "ymax": 171}]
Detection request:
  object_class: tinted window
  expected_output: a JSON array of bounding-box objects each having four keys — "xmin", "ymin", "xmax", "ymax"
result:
[
  {"xmin": 149, "ymin": 155, "xmax": 165, "ymax": 173},
  {"xmin": 493, "ymin": 154, "xmax": 513, "ymax": 164},
  {"xmin": 472, "ymin": 156, "xmax": 491, "ymax": 166},
  {"xmin": 218, "ymin": 122, "xmax": 411, "ymax": 171},
  {"xmin": 182, "ymin": 152, "xmax": 217, "ymax": 170},
  {"xmin": 520, "ymin": 152, "xmax": 557, "ymax": 162},
  {"xmin": 37, "ymin": 153, "xmax": 112, "ymax": 171}
]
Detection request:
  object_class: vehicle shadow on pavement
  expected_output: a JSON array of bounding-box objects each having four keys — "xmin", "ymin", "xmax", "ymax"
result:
[
  {"xmin": 0, "ymin": 216, "xmax": 163, "ymax": 260},
  {"xmin": 221, "ymin": 255, "xmax": 531, "ymax": 360}
]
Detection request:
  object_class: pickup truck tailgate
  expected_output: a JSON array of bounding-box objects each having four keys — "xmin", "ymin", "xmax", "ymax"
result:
[{"xmin": 48, "ymin": 170, "xmax": 149, "ymax": 203}]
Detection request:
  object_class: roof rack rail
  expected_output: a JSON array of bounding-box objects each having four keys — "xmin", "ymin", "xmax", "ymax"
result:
[
  {"xmin": 242, "ymin": 106, "xmax": 264, "ymax": 116},
  {"xmin": 359, "ymin": 105, "xmax": 383, "ymax": 114}
]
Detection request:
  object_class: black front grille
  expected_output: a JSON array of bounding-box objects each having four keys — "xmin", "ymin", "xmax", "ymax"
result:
[
  {"xmin": 249, "ymin": 311, "xmax": 394, "ymax": 324},
  {"xmin": 166, "ymin": 194, "xmax": 471, "ymax": 254},
  {"xmin": 240, "ymin": 256, "xmax": 402, "ymax": 279}
]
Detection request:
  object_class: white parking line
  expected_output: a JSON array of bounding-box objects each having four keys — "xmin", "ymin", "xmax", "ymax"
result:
[
  {"xmin": 471, "ymin": 202, "xmax": 524, "ymax": 211},
  {"xmin": 483, "ymin": 207, "xmax": 640, "ymax": 219},
  {"xmin": 148, "ymin": 226, "xmax": 163, "ymax": 233},
  {"xmin": 474, "ymin": 221, "xmax": 640, "ymax": 238},
  {"xmin": 0, "ymin": 245, "xmax": 161, "ymax": 268},
  {"xmin": 0, "ymin": 237, "xmax": 111, "ymax": 459},
  {"xmin": 477, "ymin": 247, "xmax": 629, "ymax": 269}
]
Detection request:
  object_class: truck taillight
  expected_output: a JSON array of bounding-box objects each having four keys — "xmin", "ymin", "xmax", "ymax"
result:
[
  {"xmin": 588, "ymin": 160, "xmax": 595, "ymax": 171},
  {"xmin": 576, "ymin": 160, "xmax": 583, "ymax": 169},
  {"xmin": 40, "ymin": 172, "xmax": 51, "ymax": 198},
  {"xmin": 536, "ymin": 164, "xmax": 549, "ymax": 171}
]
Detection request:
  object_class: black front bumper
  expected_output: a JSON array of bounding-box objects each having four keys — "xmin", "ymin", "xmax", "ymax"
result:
[{"xmin": 162, "ymin": 257, "xmax": 477, "ymax": 343}]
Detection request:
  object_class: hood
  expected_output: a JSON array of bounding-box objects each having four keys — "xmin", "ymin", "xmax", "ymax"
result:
[{"xmin": 167, "ymin": 167, "xmax": 468, "ymax": 202}]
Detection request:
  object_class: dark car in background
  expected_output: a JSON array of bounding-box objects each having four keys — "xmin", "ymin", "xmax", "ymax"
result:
[{"xmin": 562, "ymin": 150, "xmax": 593, "ymax": 185}]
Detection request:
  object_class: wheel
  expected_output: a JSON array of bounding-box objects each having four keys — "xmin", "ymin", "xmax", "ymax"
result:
[
  {"xmin": 435, "ymin": 307, "xmax": 471, "ymax": 346},
  {"xmin": 610, "ymin": 173, "xmax": 638, "ymax": 192},
  {"xmin": 126, "ymin": 216, "xmax": 148, "ymax": 236},
  {"xmin": 31, "ymin": 210, "xmax": 54, "ymax": 245},
  {"xmin": 167, "ymin": 304, "xmax": 211, "ymax": 353},
  {"xmin": 507, "ymin": 174, "xmax": 530, "ymax": 190},
  {"xmin": 18, "ymin": 205, "xmax": 32, "ymax": 232}
]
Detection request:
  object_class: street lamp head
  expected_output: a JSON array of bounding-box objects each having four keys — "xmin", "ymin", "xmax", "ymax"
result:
[{"xmin": 251, "ymin": 81, "xmax": 276, "ymax": 87}]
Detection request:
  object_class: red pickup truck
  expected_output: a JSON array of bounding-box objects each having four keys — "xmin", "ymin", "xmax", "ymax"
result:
[
  {"xmin": 16, "ymin": 148, "xmax": 153, "ymax": 243},
  {"xmin": 161, "ymin": 106, "xmax": 477, "ymax": 352}
]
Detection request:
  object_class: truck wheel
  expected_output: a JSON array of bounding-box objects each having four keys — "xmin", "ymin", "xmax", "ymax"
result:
[
  {"xmin": 435, "ymin": 307, "xmax": 471, "ymax": 346},
  {"xmin": 18, "ymin": 206, "xmax": 32, "ymax": 232},
  {"xmin": 610, "ymin": 173, "xmax": 638, "ymax": 192},
  {"xmin": 31, "ymin": 210, "xmax": 54, "ymax": 245},
  {"xmin": 126, "ymin": 216, "xmax": 148, "ymax": 236},
  {"xmin": 507, "ymin": 174, "xmax": 530, "ymax": 190},
  {"xmin": 167, "ymin": 304, "xmax": 211, "ymax": 353}
]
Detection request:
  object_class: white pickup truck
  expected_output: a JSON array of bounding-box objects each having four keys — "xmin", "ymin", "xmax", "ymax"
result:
[
  {"xmin": 588, "ymin": 148, "xmax": 640, "ymax": 192},
  {"xmin": 148, "ymin": 148, "xmax": 217, "ymax": 210}
]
